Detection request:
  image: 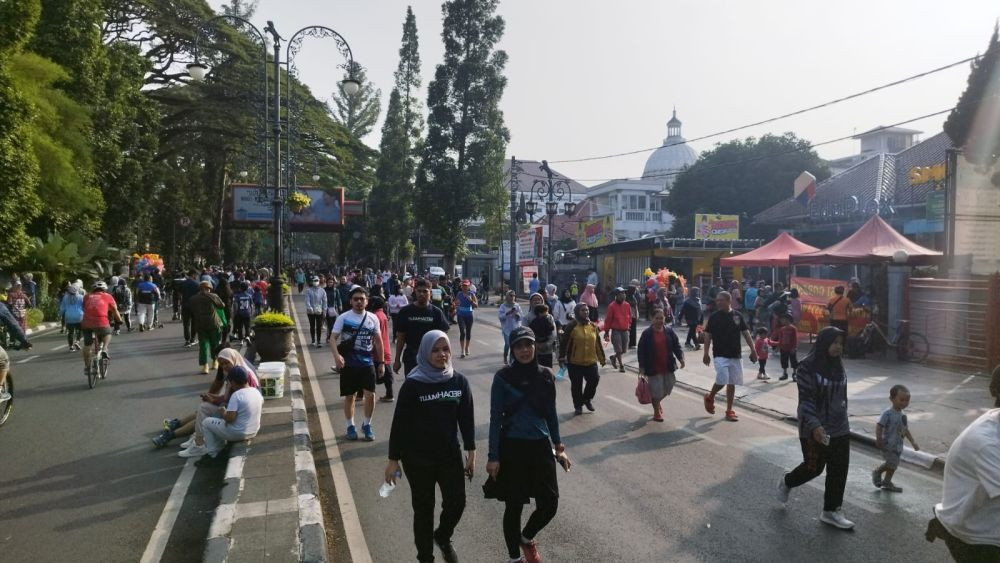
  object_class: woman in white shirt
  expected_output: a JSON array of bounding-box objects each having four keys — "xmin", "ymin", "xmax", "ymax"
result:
[{"xmin": 387, "ymin": 286, "xmax": 410, "ymax": 337}]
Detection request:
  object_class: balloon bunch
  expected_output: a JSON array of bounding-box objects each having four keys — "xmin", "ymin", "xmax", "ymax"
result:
[{"xmin": 134, "ymin": 253, "xmax": 165, "ymax": 275}]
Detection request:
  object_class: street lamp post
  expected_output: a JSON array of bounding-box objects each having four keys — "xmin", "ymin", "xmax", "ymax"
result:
[
  {"xmin": 508, "ymin": 157, "xmax": 527, "ymax": 295},
  {"xmin": 187, "ymin": 15, "xmax": 359, "ymax": 312},
  {"xmin": 528, "ymin": 160, "xmax": 576, "ymax": 288}
]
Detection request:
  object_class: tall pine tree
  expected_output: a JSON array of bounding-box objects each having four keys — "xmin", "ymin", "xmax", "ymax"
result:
[
  {"xmin": 416, "ymin": 0, "xmax": 509, "ymax": 270},
  {"xmin": 332, "ymin": 62, "xmax": 381, "ymax": 140},
  {"xmin": 369, "ymin": 6, "xmax": 422, "ymax": 267}
]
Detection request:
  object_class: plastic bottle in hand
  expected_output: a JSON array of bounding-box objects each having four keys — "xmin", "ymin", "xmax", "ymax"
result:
[{"xmin": 379, "ymin": 472, "xmax": 402, "ymax": 498}]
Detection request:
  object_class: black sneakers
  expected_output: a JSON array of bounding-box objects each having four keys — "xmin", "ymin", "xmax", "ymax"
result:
[{"xmin": 434, "ymin": 530, "xmax": 459, "ymax": 563}]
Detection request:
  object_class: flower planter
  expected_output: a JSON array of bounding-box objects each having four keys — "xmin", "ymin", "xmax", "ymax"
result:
[
  {"xmin": 289, "ymin": 202, "xmax": 306, "ymax": 214},
  {"xmin": 253, "ymin": 325, "xmax": 294, "ymax": 361}
]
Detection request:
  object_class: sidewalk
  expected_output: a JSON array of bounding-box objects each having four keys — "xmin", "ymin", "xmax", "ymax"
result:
[{"xmin": 479, "ymin": 300, "xmax": 996, "ymax": 468}]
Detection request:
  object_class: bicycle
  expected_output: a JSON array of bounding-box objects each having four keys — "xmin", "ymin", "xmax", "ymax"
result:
[
  {"xmin": 858, "ymin": 319, "xmax": 928, "ymax": 363},
  {"xmin": 0, "ymin": 371, "xmax": 12, "ymax": 428},
  {"xmin": 88, "ymin": 340, "xmax": 110, "ymax": 389}
]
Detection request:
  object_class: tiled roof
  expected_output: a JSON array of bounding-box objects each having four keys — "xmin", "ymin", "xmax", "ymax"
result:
[
  {"xmin": 505, "ymin": 159, "xmax": 590, "ymax": 194},
  {"xmin": 755, "ymin": 132, "xmax": 954, "ymax": 226}
]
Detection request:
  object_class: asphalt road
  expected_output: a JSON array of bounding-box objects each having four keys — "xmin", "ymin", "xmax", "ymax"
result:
[
  {"xmin": 297, "ymin": 298, "xmax": 952, "ymax": 563},
  {"xmin": 0, "ymin": 313, "xmax": 225, "ymax": 563}
]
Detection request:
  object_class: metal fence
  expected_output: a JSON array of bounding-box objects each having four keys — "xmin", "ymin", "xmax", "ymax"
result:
[{"xmin": 906, "ymin": 275, "xmax": 1000, "ymax": 372}]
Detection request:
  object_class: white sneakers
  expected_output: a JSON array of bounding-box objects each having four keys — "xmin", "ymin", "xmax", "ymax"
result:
[
  {"xmin": 776, "ymin": 474, "xmax": 790, "ymax": 503},
  {"xmin": 820, "ymin": 509, "xmax": 855, "ymax": 530},
  {"xmin": 178, "ymin": 445, "xmax": 207, "ymax": 458},
  {"xmin": 179, "ymin": 437, "xmax": 195, "ymax": 449}
]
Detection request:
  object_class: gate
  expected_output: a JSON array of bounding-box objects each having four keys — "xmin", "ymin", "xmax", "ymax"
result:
[{"xmin": 906, "ymin": 275, "xmax": 1000, "ymax": 372}]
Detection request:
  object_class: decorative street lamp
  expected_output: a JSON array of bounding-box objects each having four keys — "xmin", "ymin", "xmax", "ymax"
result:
[
  {"xmin": 508, "ymin": 157, "xmax": 530, "ymax": 295},
  {"xmin": 188, "ymin": 15, "xmax": 358, "ymax": 312},
  {"xmin": 527, "ymin": 160, "xmax": 576, "ymax": 286}
]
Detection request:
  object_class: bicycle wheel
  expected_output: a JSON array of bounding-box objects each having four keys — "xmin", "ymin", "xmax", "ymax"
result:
[
  {"xmin": 88, "ymin": 357, "xmax": 99, "ymax": 389},
  {"xmin": 902, "ymin": 332, "xmax": 929, "ymax": 363},
  {"xmin": 0, "ymin": 373, "xmax": 13, "ymax": 427},
  {"xmin": 99, "ymin": 355, "xmax": 109, "ymax": 380}
]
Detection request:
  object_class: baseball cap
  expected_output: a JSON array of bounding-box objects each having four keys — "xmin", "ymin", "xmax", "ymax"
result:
[
  {"xmin": 509, "ymin": 326, "xmax": 536, "ymax": 346},
  {"xmin": 199, "ymin": 280, "xmax": 213, "ymax": 288},
  {"xmin": 461, "ymin": 279, "xmax": 471, "ymax": 286}
]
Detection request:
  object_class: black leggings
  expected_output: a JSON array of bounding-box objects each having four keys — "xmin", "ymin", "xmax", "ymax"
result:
[
  {"xmin": 567, "ymin": 363, "xmax": 600, "ymax": 409},
  {"xmin": 307, "ymin": 313, "xmax": 323, "ymax": 343},
  {"xmin": 66, "ymin": 323, "xmax": 81, "ymax": 346},
  {"xmin": 784, "ymin": 435, "xmax": 850, "ymax": 512},
  {"xmin": 686, "ymin": 323, "xmax": 699, "ymax": 346},
  {"xmin": 457, "ymin": 315, "xmax": 473, "ymax": 342},
  {"xmin": 403, "ymin": 457, "xmax": 466, "ymax": 563},
  {"xmin": 504, "ymin": 496, "xmax": 558, "ymax": 559},
  {"xmin": 114, "ymin": 313, "xmax": 131, "ymax": 332},
  {"xmin": 326, "ymin": 315, "xmax": 337, "ymax": 342},
  {"xmin": 233, "ymin": 315, "xmax": 251, "ymax": 340}
]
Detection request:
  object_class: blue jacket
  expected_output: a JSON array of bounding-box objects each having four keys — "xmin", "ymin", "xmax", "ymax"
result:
[
  {"xmin": 488, "ymin": 365, "xmax": 561, "ymax": 462},
  {"xmin": 636, "ymin": 325, "xmax": 684, "ymax": 374},
  {"xmin": 60, "ymin": 293, "xmax": 85, "ymax": 324},
  {"xmin": 0, "ymin": 302, "xmax": 28, "ymax": 346}
]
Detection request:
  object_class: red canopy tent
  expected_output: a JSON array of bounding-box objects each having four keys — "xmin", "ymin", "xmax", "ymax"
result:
[
  {"xmin": 721, "ymin": 232, "xmax": 820, "ymax": 267},
  {"xmin": 789, "ymin": 215, "xmax": 943, "ymax": 266}
]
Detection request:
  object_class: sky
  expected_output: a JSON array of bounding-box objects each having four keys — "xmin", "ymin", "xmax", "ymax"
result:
[{"xmin": 209, "ymin": 0, "xmax": 998, "ymax": 188}]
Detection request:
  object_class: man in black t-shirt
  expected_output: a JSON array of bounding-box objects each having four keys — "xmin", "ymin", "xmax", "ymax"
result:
[
  {"xmin": 702, "ymin": 291, "xmax": 756, "ymax": 422},
  {"xmin": 393, "ymin": 278, "xmax": 451, "ymax": 375}
]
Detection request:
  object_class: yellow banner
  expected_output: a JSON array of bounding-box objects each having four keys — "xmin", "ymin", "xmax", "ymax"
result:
[
  {"xmin": 577, "ymin": 216, "xmax": 614, "ymax": 249},
  {"xmin": 694, "ymin": 213, "xmax": 739, "ymax": 240}
]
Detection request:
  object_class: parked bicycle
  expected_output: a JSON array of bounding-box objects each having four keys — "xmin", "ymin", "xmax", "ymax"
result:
[{"xmin": 858, "ymin": 319, "xmax": 928, "ymax": 363}]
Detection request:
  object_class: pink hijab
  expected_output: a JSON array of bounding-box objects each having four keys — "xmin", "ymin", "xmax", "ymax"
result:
[
  {"xmin": 217, "ymin": 348, "xmax": 259, "ymax": 389},
  {"xmin": 580, "ymin": 284, "xmax": 598, "ymax": 308}
]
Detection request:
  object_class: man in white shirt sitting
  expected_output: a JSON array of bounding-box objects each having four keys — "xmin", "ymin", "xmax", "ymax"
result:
[
  {"xmin": 926, "ymin": 405, "xmax": 1000, "ymax": 560},
  {"xmin": 199, "ymin": 366, "xmax": 263, "ymax": 465}
]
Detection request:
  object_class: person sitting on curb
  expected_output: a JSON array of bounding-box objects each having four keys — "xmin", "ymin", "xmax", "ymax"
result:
[{"xmin": 197, "ymin": 366, "xmax": 263, "ymax": 466}]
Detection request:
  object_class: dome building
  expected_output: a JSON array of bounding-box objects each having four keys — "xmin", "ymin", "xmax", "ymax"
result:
[{"xmin": 582, "ymin": 109, "xmax": 699, "ymax": 241}]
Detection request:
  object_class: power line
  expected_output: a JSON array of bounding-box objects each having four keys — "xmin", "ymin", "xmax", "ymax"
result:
[
  {"xmin": 545, "ymin": 55, "xmax": 976, "ymax": 166},
  {"xmin": 517, "ymin": 108, "xmax": 955, "ymax": 183}
]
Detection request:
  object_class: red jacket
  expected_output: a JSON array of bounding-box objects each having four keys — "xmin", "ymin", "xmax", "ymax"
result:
[
  {"xmin": 375, "ymin": 309, "xmax": 391, "ymax": 363},
  {"xmin": 769, "ymin": 324, "xmax": 798, "ymax": 352},
  {"xmin": 604, "ymin": 300, "xmax": 632, "ymax": 331}
]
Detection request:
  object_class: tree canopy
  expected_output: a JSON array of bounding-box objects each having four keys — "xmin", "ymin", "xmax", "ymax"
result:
[{"xmin": 944, "ymin": 24, "xmax": 1000, "ymax": 183}]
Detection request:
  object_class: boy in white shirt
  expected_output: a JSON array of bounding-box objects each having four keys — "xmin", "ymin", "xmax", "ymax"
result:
[{"xmin": 200, "ymin": 366, "xmax": 263, "ymax": 464}]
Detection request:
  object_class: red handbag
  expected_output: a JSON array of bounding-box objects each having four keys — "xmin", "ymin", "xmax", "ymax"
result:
[{"xmin": 635, "ymin": 375, "xmax": 652, "ymax": 405}]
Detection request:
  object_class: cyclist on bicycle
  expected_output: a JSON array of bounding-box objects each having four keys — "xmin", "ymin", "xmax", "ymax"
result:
[
  {"xmin": 81, "ymin": 280, "xmax": 123, "ymax": 379},
  {"xmin": 0, "ymin": 300, "xmax": 31, "ymax": 401}
]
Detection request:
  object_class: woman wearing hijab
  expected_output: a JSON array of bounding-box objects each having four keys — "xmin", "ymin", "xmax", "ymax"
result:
[
  {"xmin": 385, "ymin": 331, "xmax": 476, "ymax": 563},
  {"xmin": 487, "ymin": 326, "xmax": 571, "ymax": 563},
  {"xmin": 776, "ymin": 327, "xmax": 855, "ymax": 530},
  {"xmin": 153, "ymin": 348, "xmax": 259, "ymax": 450},
  {"xmin": 680, "ymin": 287, "xmax": 703, "ymax": 350},
  {"xmin": 544, "ymin": 283, "xmax": 558, "ymax": 313},
  {"xmin": 557, "ymin": 303, "xmax": 606, "ymax": 415},
  {"xmin": 579, "ymin": 284, "xmax": 599, "ymax": 323},
  {"xmin": 551, "ymin": 289, "xmax": 576, "ymax": 334}
]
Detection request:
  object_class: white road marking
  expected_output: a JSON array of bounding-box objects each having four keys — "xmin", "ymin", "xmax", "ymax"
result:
[
  {"xmin": 292, "ymin": 303, "xmax": 373, "ymax": 563},
  {"xmin": 16, "ymin": 355, "xmax": 38, "ymax": 364},
  {"xmin": 52, "ymin": 344, "xmax": 68, "ymax": 351},
  {"xmin": 139, "ymin": 459, "xmax": 197, "ymax": 563}
]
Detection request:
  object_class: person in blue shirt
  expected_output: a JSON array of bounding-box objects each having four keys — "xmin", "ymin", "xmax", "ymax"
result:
[
  {"xmin": 232, "ymin": 282, "xmax": 255, "ymax": 340},
  {"xmin": 528, "ymin": 273, "xmax": 540, "ymax": 296},
  {"xmin": 60, "ymin": 284, "xmax": 86, "ymax": 350},
  {"xmin": 455, "ymin": 280, "xmax": 478, "ymax": 358},
  {"xmin": 744, "ymin": 282, "xmax": 759, "ymax": 328},
  {"xmin": 486, "ymin": 326, "xmax": 571, "ymax": 563}
]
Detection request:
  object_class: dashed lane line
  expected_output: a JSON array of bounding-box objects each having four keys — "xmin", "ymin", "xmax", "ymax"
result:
[
  {"xmin": 16, "ymin": 355, "xmax": 38, "ymax": 364},
  {"xmin": 52, "ymin": 344, "xmax": 68, "ymax": 351}
]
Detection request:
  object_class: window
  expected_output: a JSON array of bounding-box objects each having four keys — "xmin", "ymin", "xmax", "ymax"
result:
[
  {"xmin": 650, "ymin": 198, "xmax": 660, "ymax": 211},
  {"xmin": 638, "ymin": 195, "xmax": 646, "ymax": 209},
  {"xmin": 628, "ymin": 194, "xmax": 638, "ymax": 209}
]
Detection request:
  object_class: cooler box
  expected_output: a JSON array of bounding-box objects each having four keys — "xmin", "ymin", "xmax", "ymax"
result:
[{"xmin": 257, "ymin": 361, "xmax": 286, "ymax": 399}]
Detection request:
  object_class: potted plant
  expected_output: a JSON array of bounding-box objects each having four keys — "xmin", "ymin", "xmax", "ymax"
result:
[
  {"xmin": 287, "ymin": 191, "xmax": 311, "ymax": 214},
  {"xmin": 252, "ymin": 312, "xmax": 295, "ymax": 361}
]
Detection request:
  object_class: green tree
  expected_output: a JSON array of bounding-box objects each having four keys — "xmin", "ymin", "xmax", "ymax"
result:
[
  {"xmin": 416, "ymin": 0, "xmax": 509, "ymax": 270},
  {"xmin": 395, "ymin": 6, "xmax": 423, "ymax": 148},
  {"xmin": 332, "ymin": 62, "xmax": 381, "ymax": 140},
  {"xmin": 665, "ymin": 133, "xmax": 830, "ymax": 239},
  {"xmin": 944, "ymin": 24, "xmax": 1000, "ymax": 183},
  {"xmin": 0, "ymin": 0, "xmax": 43, "ymax": 265}
]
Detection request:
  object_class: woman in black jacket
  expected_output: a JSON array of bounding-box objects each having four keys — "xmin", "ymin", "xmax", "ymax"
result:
[
  {"xmin": 385, "ymin": 330, "xmax": 475, "ymax": 563},
  {"xmin": 680, "ymin": 287, "xmax": 703, "ymax": 349},
  {"xmin": 636, "ymin": 308, "xmax": 685, "ymax": 421}
]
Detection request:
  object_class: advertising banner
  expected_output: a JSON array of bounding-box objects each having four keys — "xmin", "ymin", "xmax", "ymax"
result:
[
  {"xmin": 694, "ymin": 213, "xmax": 739, "ymax": 240},
  {"xmin": 791, "ymin": 276, "xmax": 869, "ymax": 336},
  {"xmin": 577, "ymin": 216, "xmax": 614, "ymax": 249},
  {"xmin": 517, "ymin": 227, "xmax": 543, "ymax": 266},
  {"xmin": 230, "ymin": 184, "xmax": 345, "ymax": 232}
]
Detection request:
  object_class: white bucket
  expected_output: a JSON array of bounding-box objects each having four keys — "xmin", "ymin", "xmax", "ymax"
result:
[{"xmin": 257, "ymin": 361, "xmax": 286, "ymax": 399}]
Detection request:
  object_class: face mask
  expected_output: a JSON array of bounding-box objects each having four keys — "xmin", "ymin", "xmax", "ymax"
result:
[{"xmin": 312, "ymin": 281, "xmax": 319, "ymax": 287}]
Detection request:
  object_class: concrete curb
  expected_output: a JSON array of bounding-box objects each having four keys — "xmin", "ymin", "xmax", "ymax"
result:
[
  {"xmin": 478, "ymin": 315, "xmax": 948, "ymax": 472},
  {"xmin": 25, "ymin": 321, "xmax": 59, "ymax": 337},
  {"xmin": 203, "ymin": 442, "xmax": 250, "ymax": 563},
  {"xmin": 286, "ymin": 348, "xmax": 329, "ymax": 563}
]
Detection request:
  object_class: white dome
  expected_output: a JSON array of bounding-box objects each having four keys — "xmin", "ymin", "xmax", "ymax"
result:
[{"xmin": 642, "ymin": 110, "xmax": 698, "ymax": 183}]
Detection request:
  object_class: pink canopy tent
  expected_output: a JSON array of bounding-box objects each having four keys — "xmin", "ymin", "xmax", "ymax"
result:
[
  {"xmin": 720, "ymin": 232, "xmax": 820, "ymax": 268},
  {"xmin": 789, "ymin": 215, "xmax": 943, "ymax": 266}
]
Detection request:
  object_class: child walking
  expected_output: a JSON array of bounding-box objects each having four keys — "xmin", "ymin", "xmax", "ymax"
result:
[
  {"xmin": 872, "ymin": 384, "xmax": 919, "ymax": 492},
  {"xmin": 771, "ymin": 314, "xmax": 799, "ymax": 381},
  {"xmin": 754, "ymin": 327, "xmax": 771, "ymax": 381}
]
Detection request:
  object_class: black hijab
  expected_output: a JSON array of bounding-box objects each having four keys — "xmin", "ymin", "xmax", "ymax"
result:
[
  {"xmin": 803, "ymin": 326, "xmax": 845, "ymax": 380},
  {"xmin": 501, "ymin": 353, "xmax": 556, "ymax": 417},
  {"xmin": 559, "ymin": 289, "xmax": 573, "ymax": 304}
]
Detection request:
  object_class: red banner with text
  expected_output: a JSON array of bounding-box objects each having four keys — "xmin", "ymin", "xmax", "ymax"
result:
[{"xmin": 790, "ymin": 276, "xmax": 869, "ymax": 336}]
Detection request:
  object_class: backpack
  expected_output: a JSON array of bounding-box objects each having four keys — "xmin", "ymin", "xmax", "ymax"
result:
[
  {"xmin": 136, "ymin": 284, "xmax": 154, "ymax": 305},
  {"xmin": 112, "ymin": 285, "xmax": 127, "ymax": 306},
  {"xmin": 529, "ymin": 313, "xmax": 554, "ymax": 342}
]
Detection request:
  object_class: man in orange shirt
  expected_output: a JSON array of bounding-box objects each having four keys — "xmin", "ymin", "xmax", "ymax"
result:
[{"xmin": 827, "ymin": 285, "xmax": 851, "ymax": 333}]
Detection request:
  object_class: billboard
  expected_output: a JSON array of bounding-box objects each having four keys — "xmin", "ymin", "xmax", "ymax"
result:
[
  {"xmin": 952, "ymin": 156, "xmax": 1000, "ymax": 275},
  {"xmin": 577, "ymin": 216, "xmax": 614, "ymax": 249},
  {"xmin": 230, "ymin": 184, "xmax": 345, "ymax": 232},
  {"xmin": 694, "ymin": 213, "xmax": 739, "ymax": 240},
  {"xmin": 517, "ymin": 227, "xmax": 543, "ymax": 266},
  {"xmin": 790, "ymin": 276, "xmax": 869, "ymax": 337}
]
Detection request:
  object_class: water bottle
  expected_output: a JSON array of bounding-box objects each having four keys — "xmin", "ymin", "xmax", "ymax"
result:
[{"xmin": 379, "ymin": 472, "xmax": 402, "ymax": 498}]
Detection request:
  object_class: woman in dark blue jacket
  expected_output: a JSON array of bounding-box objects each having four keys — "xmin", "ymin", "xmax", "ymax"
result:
[
  {"xmin": 680, "ymin": 287, "xmax": 704, "ymax": 349},
  {"xmin": 637, "ymin": 308, "xmax": 685, "ymax": 421}
]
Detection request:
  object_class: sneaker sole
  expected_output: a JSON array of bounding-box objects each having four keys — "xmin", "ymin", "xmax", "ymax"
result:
[{"xmin": 820, "ymin": 517, "xmax": 854, "ymax": 530}]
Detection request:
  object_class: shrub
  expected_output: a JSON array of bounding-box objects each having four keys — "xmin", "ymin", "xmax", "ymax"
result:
[
  {"xmin": 253, "ymin": 312, "xmax": 294, "ymax": 328},
  {"xmin": 26, "ymin": 308, "xmax": 44, "ymax": 329}
]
